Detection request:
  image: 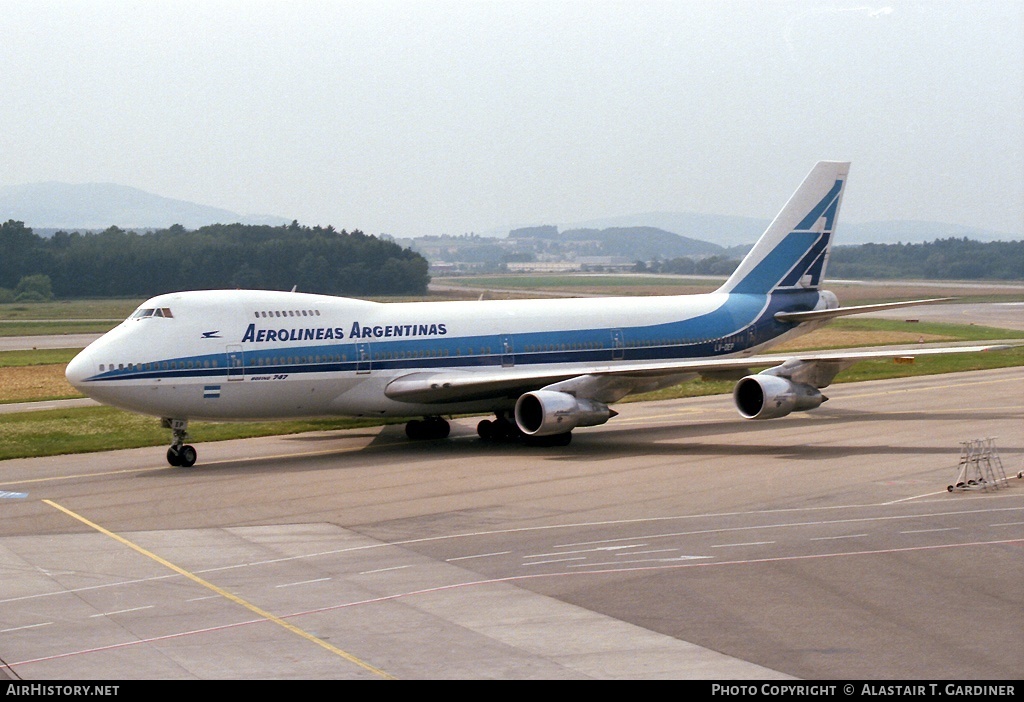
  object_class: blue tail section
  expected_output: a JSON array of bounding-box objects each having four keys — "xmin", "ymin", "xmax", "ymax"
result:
[{"xmin": 717, "ymin": 162, "xmax": 849, "ymax": 296}]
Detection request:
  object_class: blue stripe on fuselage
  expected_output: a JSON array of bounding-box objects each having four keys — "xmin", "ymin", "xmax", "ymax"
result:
[{"xmin": 83, "ymin": 291, "xmax": 821, "ymax": 383}]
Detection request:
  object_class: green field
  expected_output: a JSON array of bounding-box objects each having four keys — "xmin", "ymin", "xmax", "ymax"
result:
[
  {"xmin": 0, "ymin": 299, "xmax": 131, "ymax": 336},
  {"xmin": 0, "ymin": 320, "xmax": 122, "ymax": 337},
  {"xmin": 2, "ymin": 343, "xmax": 1020, "ymax": 461},
  {"xmin": 0, "ymin": 349, "xmax": 81, "ymax": 367},
  {"xmin": 0, "ymin": 407, "xmax": 407, "ymax": 462},
  {"xmin": 0, "ymin": 299, "xmax": 140, "ymax": 320},
  {"xmin": 785, "ymin": 318, "xmax": 1024, "ymax": 346},
  {"xmin": 1, "ymin": 291, "xmax": 1022, "ymax": 462}
]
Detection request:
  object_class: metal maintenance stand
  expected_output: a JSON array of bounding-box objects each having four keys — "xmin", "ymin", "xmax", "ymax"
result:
[{"xmin": 948, "ymin": 437, "xmax": 1008, "ymax": 492}]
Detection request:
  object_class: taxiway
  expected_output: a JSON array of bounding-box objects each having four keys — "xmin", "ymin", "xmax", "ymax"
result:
[{"xmin": 0, "ymin": 368, "xmax": 1021, "ymax": 679}]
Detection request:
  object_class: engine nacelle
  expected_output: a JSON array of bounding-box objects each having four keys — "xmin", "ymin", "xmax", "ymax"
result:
[
  {"xmin": 514, "ymin": 391, "xmax": 614, "ymax": 436},
  {"xmin": 733, "ymin": 374, "xmax": 825, "ymax": 420}
]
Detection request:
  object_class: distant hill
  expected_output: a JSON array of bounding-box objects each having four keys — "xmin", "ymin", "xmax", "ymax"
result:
[
  {"xmin": 554, "ymin": 212, "xmax": 1019, "ymax": 247},
  {"xmin": 558, "ymin": 226, "xmax": 723, "ymax": 258},
  {"xmin": 0, "ymin": 182, "xmax": 288, "ymax": 230},
  {"xmin": 556, "ymin": 212, "xmax": 767, "ymax": 248}
]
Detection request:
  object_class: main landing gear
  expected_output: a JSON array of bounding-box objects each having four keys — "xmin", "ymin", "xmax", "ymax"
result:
[
  {"xmin": 403, "ymin": 413, "xmax": 572, "ymax": 446},
  {"xmin": 405, "ymin": 416, "xmax": 451, "ymax": 440},
  {"xmin": 162, "ymin": 418, "xmax": 197, "ymax": 467},
  {"xmin": 477, "ymin": 412, "xmax": 572, "ymax": 447}
]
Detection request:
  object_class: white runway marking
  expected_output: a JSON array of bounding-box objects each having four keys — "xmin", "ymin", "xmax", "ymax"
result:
[
  {"xmin": 358, "ymin": 565, "xmax": 411, "ymax": 575},
  {"xmin": 89, "ymin": 606, "xmax": 154, "ymax": 617},
  {"xmin": 446, "ymin": 551, "xmax": 511, "ymax": 561},
  {"xmin": 276, "ymin": 577, "xmax": 332, "ymax": 588}
]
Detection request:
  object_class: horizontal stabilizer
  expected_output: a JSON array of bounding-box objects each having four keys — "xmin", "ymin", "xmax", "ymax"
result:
[{"xmin": 775, "ymin": 298, "xmax": 955, "ymax": 324}]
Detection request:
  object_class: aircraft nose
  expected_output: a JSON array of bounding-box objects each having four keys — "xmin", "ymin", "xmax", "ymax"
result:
[{"xmin": 65, "ymin": 348, "xmax": 94, "ymax": 391}]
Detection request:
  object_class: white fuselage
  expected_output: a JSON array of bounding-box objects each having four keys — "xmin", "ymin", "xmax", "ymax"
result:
[{"xmin": 65, "ymin": 287, "xmax": 824, "ymax": 422}]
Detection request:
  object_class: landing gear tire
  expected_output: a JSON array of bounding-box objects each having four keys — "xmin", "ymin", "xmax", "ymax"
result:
[
  {"xmin": 405, "ymin": 417, "xmax": 450, "ymax": 441},
  {"xmin": 477, "ymin": 414, "xmax": 521, "ymax": 442},
  {"xmin": 178, "ymin": 445, "xmax": 197, "ymax": 467},
  {"xmin": 167, "ymin": 445, "xmax": 197, "ymax": 467},
  {"xmin": 476, "ymin": 415, "xmax": 570, "ymax": 446},
  {"xmin": 164, "ymin": 418, "xmax": 197, "ymax": 467}
]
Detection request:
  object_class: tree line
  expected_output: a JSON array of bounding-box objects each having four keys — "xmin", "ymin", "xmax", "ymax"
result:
[
  {"xmin": 0, "ymin": 220, "xmax": 430, "ymax": 300},
  {"xmin": 827, "ymin": 238, "xmax": 1023, "ymax": 280},
  {"xmin": 634, "ymin": 255, "xmax": 740, "ymax": 276},
  {"xmin": 637, "ymin": 238, "xmax": 1023, "ymax": 281}
]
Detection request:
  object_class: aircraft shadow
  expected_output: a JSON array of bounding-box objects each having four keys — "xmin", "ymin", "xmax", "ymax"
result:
[{"xmin": 146, "ymin": 407, "xmax": 1021, "ymax": 478}]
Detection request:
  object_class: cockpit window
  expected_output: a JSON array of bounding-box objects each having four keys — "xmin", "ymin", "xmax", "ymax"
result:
[{"xmin": 131, "ymin": 307, "xmax": 174, "ymax": 319}]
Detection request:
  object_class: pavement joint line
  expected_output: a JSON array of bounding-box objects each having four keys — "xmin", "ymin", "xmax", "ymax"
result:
[{"xmin": 41, "ymin": 498, "xmax": 395, "ymax": 680}]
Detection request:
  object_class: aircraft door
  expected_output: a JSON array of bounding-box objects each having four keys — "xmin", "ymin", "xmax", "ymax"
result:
[
  {"xmin": 500, "ymin": 334, "xmax": 514, "ymax": 367},
  {"xmin": 611, "ymin": 329, "xmax": 625, "ymax": 361},
  {"xmin": 226, "ymin": 345, "xmax": 245, "ymax": 381},
  {"xmin": 356, "ymin": 342, "xmax": 371, "ymax": 374}
]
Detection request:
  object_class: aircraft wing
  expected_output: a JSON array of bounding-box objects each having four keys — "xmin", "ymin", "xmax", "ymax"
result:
[{"xmin": 383, "ymin": 343, "xmax": 1011, "ymax": 405}]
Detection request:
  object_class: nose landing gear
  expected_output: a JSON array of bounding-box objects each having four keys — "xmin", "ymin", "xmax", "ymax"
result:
[{"xmin": 162, "ymin": 418, "xmax": 197, "ymax": 467}]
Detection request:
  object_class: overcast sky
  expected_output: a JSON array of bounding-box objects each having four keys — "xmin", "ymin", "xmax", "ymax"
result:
[{"xmin": 2, "ymin": 0, "xmax": 1021, "ymax": 238}]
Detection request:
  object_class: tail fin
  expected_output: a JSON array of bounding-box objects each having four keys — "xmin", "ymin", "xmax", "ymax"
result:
[{"xmin": 717, "ymin": 161, "xmax": 850, "ymax": 295}]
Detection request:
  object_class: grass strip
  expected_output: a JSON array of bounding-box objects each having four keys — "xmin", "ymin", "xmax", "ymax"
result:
[
  {"xmin": 2, "ymin": 346, "xmax": 1020, "ymax": 461},
  {"xmin": 0, "ymin": 349, "xmax": 81, "ymax": 367},
  {"xmin": 0, "ymin": 406, "xmax": 407, "ymax": 462},
  {"xmin": 0, "ymin": 321, "xmax": 116, "ymax": 337}
]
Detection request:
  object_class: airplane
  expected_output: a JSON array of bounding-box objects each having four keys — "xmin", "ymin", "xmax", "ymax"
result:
[{"xmin": 65, "ymin": 161, "xmax": 1005, "ymax": 467}]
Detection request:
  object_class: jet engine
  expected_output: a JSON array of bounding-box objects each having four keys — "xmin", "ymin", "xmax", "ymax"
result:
[
  {"xmin": 514, "ymin": 391, "xmax": 615, "ymax": 436},
  {"xmin": 733, "ymin": 374, "xmax": 825, "ymax": 420}
]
